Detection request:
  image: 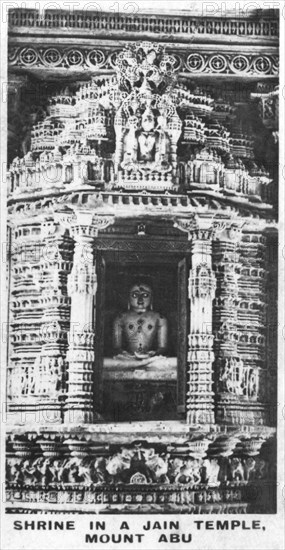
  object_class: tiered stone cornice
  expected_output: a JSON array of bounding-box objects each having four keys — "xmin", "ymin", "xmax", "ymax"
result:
[{"xmin": 7, "ymin": 191, "xmax": 276, "ymax": 225}]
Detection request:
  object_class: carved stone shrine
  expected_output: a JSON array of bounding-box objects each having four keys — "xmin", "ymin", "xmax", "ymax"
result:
[{"xmin": 5, "ymin": 7, "xmax": 278, "ymax": 514}]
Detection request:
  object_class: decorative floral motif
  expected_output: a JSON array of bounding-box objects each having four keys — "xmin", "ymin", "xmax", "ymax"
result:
[{"xmin": 8, "ymin": 45, "xmax": 278, "ymax": 77}]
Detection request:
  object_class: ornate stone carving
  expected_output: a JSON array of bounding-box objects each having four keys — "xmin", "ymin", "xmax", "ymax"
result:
[
  {"xmin": 174, "ymin": 216, "xmax": 214, "ymax": 241},
  {"xmin": 7, "ymin": 219, "xmax": 72, "ymax": 421},
  {"xmin": 212, "ymin": 227, "xmax": 269, "ymax": 425},
  {"xmin": 8, "ymin": 45, "xmax": 278, "ymax": 78},
  {"xmin": 4, "ymin": 429, "xmax": 276, "ymax": 513},
  {"xmin": 60, "ymin": 211, "xmax": 114, "ymax": 424},
  {"xmin": 6, "ymin": 433, "xmax": 274, "ymax": 489},
  {"xmin": 212, "ymin": 220, "xmax": 244, "ymax": 243},
  {"xmin": 219, "ymin": 357, "xmax": 260, "ymax": 398},
  {"xmin": 189, "ymin": 264, "xmax": 216, "ymax": 300},
  {"xmin": 173, "ymin": 216, "xmax": 198, "ymax": 236},
  {"xmin": 56, "ymin": 211, "xmax": 114, "ymax": 238},
  {"xmin": 8, "ymin": 9, "xmax": 278, "ymax": 39},
  {"xmin": 7, "ymin": 34, "xmax": 277, "ymax": 206},
  {"xmin": 8, "ymin": 356, "xmax": 67, "ymax": 401},
  {"xmin": 251, "ymin": 85, "xmax": 279, "ymax": 136},
  {"xmin": 67, "ymin": 254, "xmax": 97, "ymax": 296},
  {"xmin": 113, "ymin": 42, "xmax": 182, "ymax": 191},
  {"xmin": 5, "ymin": 13, "xmax": 278, "ymax": 515},
  {"xmin": 174, "ymin": 217, "xmax": 216, "ymax": 424}
]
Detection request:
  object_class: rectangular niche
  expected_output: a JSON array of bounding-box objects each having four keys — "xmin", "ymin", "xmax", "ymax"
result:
[{"xmin": 95, "ymin": 256, "xmax": 189, "ymax": 422}]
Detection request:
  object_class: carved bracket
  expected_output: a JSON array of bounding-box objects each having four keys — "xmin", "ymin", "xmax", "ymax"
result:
[
  {"xmin": 174, "ymin": 216, "xmax": 214, "ymax": 240},
  {"xmin": 54, "ymin": 210, "xmax": 115, "ymax": 239}
]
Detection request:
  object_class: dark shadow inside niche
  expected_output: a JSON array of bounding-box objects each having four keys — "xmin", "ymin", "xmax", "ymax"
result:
[
  {"xmin": 101, "ymin": 262, "xmax": 179, "ymax": 422},
  {"xmin": 103, "ymin": 262, "xmax": 178, "ymax": 358}
]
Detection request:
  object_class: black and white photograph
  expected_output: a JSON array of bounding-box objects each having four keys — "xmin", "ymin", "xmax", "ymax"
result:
[{"xmin": 0, "ymin": 1, "xmax": 284, "ymax": 548}]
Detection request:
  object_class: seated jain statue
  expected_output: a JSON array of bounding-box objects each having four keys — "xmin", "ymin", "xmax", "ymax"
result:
[
  {"xmin": 112, "ymin": 282, "xmax": 168, "ymax": 368},
  {"xmin": 121, "ymin": 107, "xmax": 171, "ymax": 173}
]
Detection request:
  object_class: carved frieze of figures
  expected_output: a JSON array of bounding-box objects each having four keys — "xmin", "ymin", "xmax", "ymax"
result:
[
  {"xmin": 6, "ymin": 445, "xmax": 270, "ymax": 488},
  {"xmin": 202, "ymin": 459, "xmax": 220, "ymax": 486},
  {"xmin": 229, "ymin": 458, "xmax": 245, "ymax": 481},
  {"xmin": 219, "ymin": 357, "xmax": 260, "ymax": 399},
  {"xmin": 7, "ymin": 356, "xmax": 67, "ymax": 401}
]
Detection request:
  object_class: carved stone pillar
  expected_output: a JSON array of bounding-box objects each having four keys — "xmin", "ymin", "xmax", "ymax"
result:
[
  {"xmin": 212, "ymin": 222, "xmax": 242, "ymax": 424},
  {"xmin": 114, "ymin": 113, "xmax": 124, "ymax": 175},
  {"xmin": 264, "ymin": 229, "xmax": 277, "ymax": 426},
  {"xmin": 61, "ymin": 211, "xmax": 114, "ymax": 424},
  {"xmin": 234, "ymin": 229, "xmax": 268, "ymax": 425},
  {"xmin": 175, "ymin": 217, "xmax": 216, "ymax": 424},
  {"xmin": 7, "ymin": 222, "xmax": 43, "ymax": 423},
  {"xmin": 34, "ymin": 221, "xmax": 73, "ymax": 422},
  {"xmin": 7, "ymin": 218, "xmax": 73, "ymax": 424}
]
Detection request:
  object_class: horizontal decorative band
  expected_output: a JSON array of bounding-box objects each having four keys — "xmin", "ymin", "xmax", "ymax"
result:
[
  {"xmin": 8, "ymin": 47, "xmax": 279, "ymax": 77},
  {"xmin": 8, "ymin": 10, "xmax": 278, "ymax": 39}
]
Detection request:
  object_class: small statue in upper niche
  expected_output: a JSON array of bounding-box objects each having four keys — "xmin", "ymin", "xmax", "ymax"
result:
[
  {"xmin": 112, "ymin": 282, "xmax": 168, "ymax": 366},
  {"xmin": 121, "ymin": 107, "xmax": 171, "ymax": 173}
]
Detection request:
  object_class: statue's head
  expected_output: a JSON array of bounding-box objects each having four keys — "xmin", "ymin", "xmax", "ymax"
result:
[
  {"xmin": 146, "ymin": 50, "xmax": 157, "ymax": 65},
  {"xmin": 141, "ymin": 108, "xmax": 155, "ymax": 133},
  {"xmin": 128, "ymin": 282, "xmax": 152, "ymax": 313}
]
